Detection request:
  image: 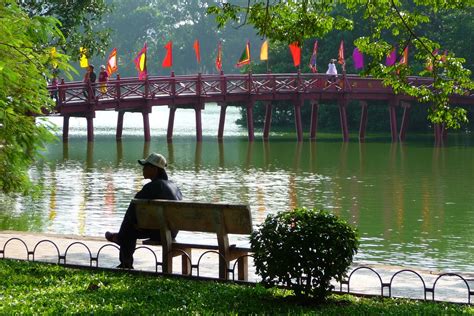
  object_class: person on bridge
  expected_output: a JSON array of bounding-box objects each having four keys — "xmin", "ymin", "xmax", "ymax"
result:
[
  {"xmin": 326, "ymin": 59, "xmax": 338, "ymax": 83},
  {"xmin": 98, "ymin": 65, "xmax": 109, "ymax": 94},
  {"xmin": 105, "ymin": 153, "xmax": 183, "ymax": 269},
  {"xmin": 83, "ymin": 64, "xmax": 96, "ymax": 99}
]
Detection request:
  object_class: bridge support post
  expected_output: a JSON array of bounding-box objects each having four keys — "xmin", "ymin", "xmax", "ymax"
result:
[
  {"xmin": 389, "ymin": 99, "xmax": 398, "ymax": 142},
  {"xmin": 86, "ymin": 114, "xmax": 94, "ymax": 142},
  {"xmin": 246, "ymin": 101, "xmax": 255, "ymax": 142},
  {"xmin": 217, "ymin": 103, "xmax": 227, "ymax": 141},
  {"xmin": 294, "ymin": 98, "xmax": 303, "ymax": 142},
  {"xmin": 195, "ymin": 104, "xmax": 203, "ymax": 142},
  {"xmin": 309, "ymin": 100, "xmax": 319, "ymax": 141},
  {"xmin": 338, "ymin": 98, "xmax": 349, "ymax": 142},
  {"xmin": 62, "ymin": 115, "xmax": 70, "ymax": 143},
  {"xmin": 359, "ymin": 101, "xmax": 368, "ymax": 142},
  {"xmin": 116, "ymin": 111, "xmax": 124, "ymax": 140},
  {"xmin": 167, "ymin": 107, "xmax": 176, "ymax": 143},
  {"xmin": 263, "ymin": 101, "xmax": 272, "ymax": 141},
  {"xmin": 142, "ymin": 111, "xmax": 151, "ymax": 142},
  {"xmin": 399, "ymin": 101, "xmax": 411, "ymax": 142}
]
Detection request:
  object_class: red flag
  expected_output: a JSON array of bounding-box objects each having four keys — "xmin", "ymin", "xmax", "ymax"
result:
[
  {"xmin": 134, "ymin": 43, "xmax": 147, "ymax": 80},
  {"xmin": 193, "ymin": 39, "xmax": 201, "ymax": 64},
  {"xmin": 106, "ymin": 48, "xmax": 118, "ymax": 76},
  {"xmin": 288, "ymin": 42, "xmax": 301, "ymax": 67},
  {"xmin": 338, "ymin": 40, "xmax": 345, "ymax": 65},
  {"xmin": 215, "ymin": 42, "xmax": 222, "ymax": 72},
  {"xmin": 162, "ymin": 41, "xmax": 173, "ymax": 68},
  {"xmin": 309, "ymin": 40, "xmax": 318, "ymax": 73}
]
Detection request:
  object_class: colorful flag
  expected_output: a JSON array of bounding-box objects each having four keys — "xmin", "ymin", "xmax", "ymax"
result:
[
  {"xmin": 134, "ymin": 43, "xmax": 147, "ymax": 80},
  {"xmin": 50, "ymin": 47, "xmax": 58, "ymax": 69},
  {"xmin": 106, "ymin": 48, "xmax": 118, "ymax": 76},
  {"xmin": 193, "ymin": 39, "xmax": 201, "ymax": 64},
  {"xmin": 386, "ymin": 47, "xmax": 397, "ymax": 66},
  {"xmin": 236, "ymin": 41, "xmax": 251, "ymax": 67},
  {"xmin": 215, "ymin": 42, "xmax": 222, "ymax": 72},
  {"xmin": 79, "ymin": 47, "xmax": 89, "ymax": 68},
  {"xmin": 338, "ymin": 40, "xmax": 345, "ymax": 65},
  {"xmin": 289, "ymin": 42, "xmax": 301, "ymax": 67},
  {"xmin": 309, "ymin": 40, "xmax": 318, "ymax": 73},
  {"xmin": 352, "ymin": 47, "xmax": 364, "ymax": 70},
  {"xmin": 260, "ymin": 40, "xmax": 268, "ymax": 61},
  {"xmin": 399, "ymin": 46, "xmax": 408, "ymax": 65},
  {"xmin": 426, "ymin": 49, "xmax": 439, "ymax": 72},
  {"xmin": 162, "ymin": 41, "xmax": 173, "ymax": 68}
]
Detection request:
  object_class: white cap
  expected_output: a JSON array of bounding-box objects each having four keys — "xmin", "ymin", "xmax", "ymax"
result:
[{"xmin": 138, "ymin": 153, "xmax": 167, "ymax": 169}]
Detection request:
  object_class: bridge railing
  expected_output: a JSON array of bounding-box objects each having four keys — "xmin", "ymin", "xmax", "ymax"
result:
[{"xmin": 48, "ymin": 73, "xmax": 472, "ymax": 110}]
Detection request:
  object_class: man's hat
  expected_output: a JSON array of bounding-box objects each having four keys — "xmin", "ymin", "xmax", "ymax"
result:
[{"xmin": 138, "ymin": 153, "xmax": 167, "ymax": 169}]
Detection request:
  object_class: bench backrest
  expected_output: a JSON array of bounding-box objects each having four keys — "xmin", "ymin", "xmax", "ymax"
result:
[{"xmin": 133, "ymin": 199, "xmax": 253, "ymax": 235}]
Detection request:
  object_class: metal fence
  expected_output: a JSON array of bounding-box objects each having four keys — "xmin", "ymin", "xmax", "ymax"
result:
[{"xmin": 1, "ymin": 236, "xmax": 473, "ymax": 304}]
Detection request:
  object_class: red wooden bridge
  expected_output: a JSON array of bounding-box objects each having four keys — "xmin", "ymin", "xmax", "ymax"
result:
[{"xmin": 48, "ymin": 72, "xmax": 473, "ymax": 143}]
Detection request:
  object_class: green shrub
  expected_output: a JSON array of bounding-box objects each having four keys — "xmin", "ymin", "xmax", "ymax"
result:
[{"xmin": 250, "ymin": 208, "xmax": 359, "ymax": 301}]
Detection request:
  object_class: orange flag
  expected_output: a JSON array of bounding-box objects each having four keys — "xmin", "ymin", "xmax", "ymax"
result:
[
  {"xmin": 106, "ymin": 48, "xmax": 118, "ymax": 76},
  {"xmin": 193, "ymin": 39, "xmax": 201, "ymax": 64},
  {"xmin": 399, "ymin": 46, "xmax": 408, "ymax": 65},
  {"xmin": 162, "ymin": 41, "xmax": 173, "ymax": 68},
  {"xmin": 215, "ymin": 42, "xmax": 222, "ymax": 71},
  {"xmin": 338, "ymin": 40, "xmax": 345, "ymax": 65},
  {"xmin": 288, "ymin": 42, "xmax": 301, "ymax": 67}
]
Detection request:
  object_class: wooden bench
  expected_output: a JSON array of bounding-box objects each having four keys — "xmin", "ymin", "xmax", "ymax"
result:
[{"xmin": 133, "ymin": 199, "xmax": 253, "ymax": 280}]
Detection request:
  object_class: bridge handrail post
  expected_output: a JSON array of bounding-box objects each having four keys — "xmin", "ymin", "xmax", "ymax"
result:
[
  {"xmin": 115, "ymin": 74, "xmax": 121, "ymax": 100},
  {"xmin": 297, "ymin": 69, "xmax": 301, "ymax": 92},
  {"xmin": 197, "ymin": 72, "xmax": 201, "ymax": 97},
  {"xmin": 220, "ymin": 70, "xmax": 226, "ymax": 95},
  {"xmin": 247, "ymin": 71, "xmax": 252, "ymax": 94},
  {"xmin": 87, "ymin": 81, "xmax": 94, "ymax": 104},
  {"xmin": 58, "ymin": 78, "xmax": 65, "ymax": 107},
  {"xmin": 144, "ymin": 76, "xmax": 149, "ymax": 98},
  {"xmin": 170, "ymin": 71, "xmax": 176, "ymax": 97}
]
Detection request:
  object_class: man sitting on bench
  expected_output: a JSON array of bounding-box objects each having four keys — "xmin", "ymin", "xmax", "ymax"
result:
[{"xmin": 105, "ymin": 153, "xmax": 183, "ymax": 269}]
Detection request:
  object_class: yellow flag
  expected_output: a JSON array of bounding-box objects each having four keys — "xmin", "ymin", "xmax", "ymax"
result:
[
  {"xmin": 260, "ymin": 40, "xmax": 268, "ymax": 61},
  {"xmin": 79, "ymin": 47, "xmax": 89, "ymax": 68},
  {"xmin": 50, "ymin": 47, "xmax": 58, "ymax": 69}
]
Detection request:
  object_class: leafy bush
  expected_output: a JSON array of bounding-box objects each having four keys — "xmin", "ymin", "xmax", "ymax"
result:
[{"xmin": 250, "ymin": 208, "xmax": 359, "ymax": 301}]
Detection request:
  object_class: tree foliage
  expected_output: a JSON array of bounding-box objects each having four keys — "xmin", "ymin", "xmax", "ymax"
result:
[
  {"xmin": 101, "ymin": 0, "xmax": 260, "ymax": 77},
  {"xmin": 0, "ymin": 1, "xmax": 71, "ymax": 194},
  {"xmin": 19, "ymin": 0, "xmax": 111, "ymax": 59},
  {"xmin": 208, "ymin": 0, "xmax": 474, "ymax": 130}
]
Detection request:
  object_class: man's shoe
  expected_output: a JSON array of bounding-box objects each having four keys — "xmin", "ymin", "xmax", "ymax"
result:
[
  {"xmin": 116, "ymin": 263, "xmax": 134, "ymax": 269},
  {"xmin": 105, "ymin": 231, "xmax": 119, "ymax": 244}
]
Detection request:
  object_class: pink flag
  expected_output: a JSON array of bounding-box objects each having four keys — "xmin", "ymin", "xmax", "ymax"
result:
[
  {"xmin": 386, "ymin": 47, "xmax": 396, "ymax": 66},
  {"xmin": 352, "ymin": 48, "xmax": 364, "ymax": 70}
]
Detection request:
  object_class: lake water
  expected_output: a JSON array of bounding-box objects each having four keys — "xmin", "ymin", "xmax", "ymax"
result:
[{"xmin": 1, "ymin": 104, "xmax": 473, "ymax": 273}]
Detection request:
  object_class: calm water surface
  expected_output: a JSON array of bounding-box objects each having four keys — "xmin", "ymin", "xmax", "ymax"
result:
[{"xmin": 1, "ymin": 104, "xmax": 473, "ymax": 273}]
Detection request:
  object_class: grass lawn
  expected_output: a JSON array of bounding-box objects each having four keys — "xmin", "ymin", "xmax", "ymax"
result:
[{"xmin": 1, "ymin": 259, "xmax": 472, "ymax": 315}]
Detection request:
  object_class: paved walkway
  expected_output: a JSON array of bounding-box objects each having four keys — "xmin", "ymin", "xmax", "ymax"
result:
[{"xmin": 1, "ymin": 231, "xmax": 473, "ymax": 304}]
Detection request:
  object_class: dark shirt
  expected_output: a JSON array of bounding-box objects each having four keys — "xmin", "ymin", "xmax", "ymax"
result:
[
  {"xmin": 99, "ymin": 71, "xmax": 108, "ymax": 82},
  {"xmin": 89, "ymin": 71, "xmax": 97, "ymax": 83},
  {"xmin": 134, "ymin": 178, "xmax": 183, "ymax": 201}
]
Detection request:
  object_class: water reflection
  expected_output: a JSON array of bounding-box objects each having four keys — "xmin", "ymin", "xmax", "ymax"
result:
[{"xmin": 3, "ymin": 136, "xmax": 474, "ymax": 273}]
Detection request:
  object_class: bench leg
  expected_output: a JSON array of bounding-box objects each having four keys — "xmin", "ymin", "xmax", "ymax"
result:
[
  {"xmin": 237, "ymin": 256, "xmax": 248, "ymax": 281},
  {"xmin": 219, "ymin": 257, "xmax": 228, "ymax": 280},
  {"xmin": 181, "ymin": 248, "xmax": 191, "ymax": 275}
]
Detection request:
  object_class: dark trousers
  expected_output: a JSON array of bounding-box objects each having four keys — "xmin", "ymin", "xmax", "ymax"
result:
[{"xmin": 117, "ymin": 204, "xmax": 177, "ymax": 267}]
